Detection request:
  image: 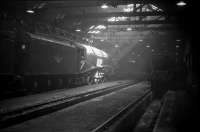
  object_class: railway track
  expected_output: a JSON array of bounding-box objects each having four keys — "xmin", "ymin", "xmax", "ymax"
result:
[
  {"xmin": 0, "ymin": 81, "xmax": 138, "ymax": 128},
  {"xmin": 92, "ymin": 90, "xmax": 152, "ymax": 132}
]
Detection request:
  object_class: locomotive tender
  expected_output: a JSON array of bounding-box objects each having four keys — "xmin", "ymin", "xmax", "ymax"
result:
[{"xmin": 0, "ymin": 21, "xmax": 109, "ymax": 99}]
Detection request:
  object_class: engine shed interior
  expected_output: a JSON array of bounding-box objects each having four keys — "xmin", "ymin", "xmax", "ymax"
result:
[{"xmin": 0, "ymin": 0, "xmax": 199, "ymax": 132}]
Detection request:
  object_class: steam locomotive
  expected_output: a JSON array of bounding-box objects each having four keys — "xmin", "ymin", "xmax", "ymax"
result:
[{"xmin": 0, "ymin": 20, "xmax": 110, "ymax": 99}]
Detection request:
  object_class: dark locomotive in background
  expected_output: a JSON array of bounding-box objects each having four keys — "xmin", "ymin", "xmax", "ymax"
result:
[{"xmin": 0, "ymin": 17, "xmax": 110, "ymax": 99}]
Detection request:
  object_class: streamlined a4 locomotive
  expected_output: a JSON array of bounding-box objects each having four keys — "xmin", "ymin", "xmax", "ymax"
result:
[{"xmin": 0, "ymin": 20, "xmax": 110, "ymax": 99}]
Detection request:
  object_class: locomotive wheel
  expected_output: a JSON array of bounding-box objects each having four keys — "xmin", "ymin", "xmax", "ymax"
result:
[
  {"xmin": 86, "ymin": 76, "xmax": 93, "ymax": 85},
  {"xmin": 100, "ymin": 77, "xmax": 105, "ymax": 83}
]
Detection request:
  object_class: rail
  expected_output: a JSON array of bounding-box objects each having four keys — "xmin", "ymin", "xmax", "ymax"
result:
[
  {"xmin": 0, "ymin": 81, "xmax": 137, "ymax": 128},
  {"xmin": 92, "ymin": 90, "xmax": 152, "ymax": 132}
]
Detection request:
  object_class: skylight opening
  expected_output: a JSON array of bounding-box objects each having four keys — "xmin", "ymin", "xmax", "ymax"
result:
[
  {"xmin": 123, "ymin": 4, "xmax": 134, "ymax": 12},
  {"xmin": 89, "ymin": 25, "xmax": 95, "ymax": 29},
  {"xmin": 26, "ymin": 10, "xmax": 34, "ymax": 14},
  {"xmin": 177, "ymin": 1, "xmax": 187, "ymax": 6},
  {"xmin": 101, "ymin": 4, "xmax": 108, "ymax": 9},
  {"xmin": 114, "ymin": 44, "xmax": 119, "ymax": 48},
  {"xmin": 151, "ymin": 5, "xmax": 159, "ymax": 10},
  {"xmin": 150, "ymin": 4, "xmax": 163, "ymax": 11},
  {"xmin": 176, "ymin": 39, "xmax": 181, "ymax": 42},
  {"xmin": 95, "ymin": 25, "xmax": 106, "ymax": 30},
  {"xmin": 88, "ymin": 30, "xmax": 100, "ymax": 34},
  {"xmin": 75, "ymin": 29, "xmax": 81, "ymax": 32},
  {"xmin": 126, "ymin": 27, "xmax": 132, "ymax": 31},
  {"xmin": 129, "ymin": 60, "xmax": 136, "ymax": 63},
  {"xmin": 107, "ymin": 16, "xmax": 128, "ymax": 22},
  {"xmin": 107, "ymin": 17, "xmax": 116, "ymax": 22}
]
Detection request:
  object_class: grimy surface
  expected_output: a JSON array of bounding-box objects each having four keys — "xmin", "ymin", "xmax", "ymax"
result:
[
  {"xmin": 0, "ymin": 81, "xmax": 150, "ymax": 132},
  {"xmin": 0, "ymin": 80, "xmax": 132, "ymax": 114}
]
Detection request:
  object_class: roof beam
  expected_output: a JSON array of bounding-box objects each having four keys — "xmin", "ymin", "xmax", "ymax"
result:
[
  {"xmin": 105, "ymin": 20, "xmax": 177, "ymax": 25},
  {"xmin": 82, "ymin": 19, "xmax": 177, "ymax": 25},
  {"xmin": 46, "ymin": 0, "xmax": 155, "ymax": 8},
  {"xmin": 110, "ymin": 26, "xmax": 180, "ymax": 31},
  {"xmin": 65, "ymin": 11, "xmax": 172, "ymax": 19}
]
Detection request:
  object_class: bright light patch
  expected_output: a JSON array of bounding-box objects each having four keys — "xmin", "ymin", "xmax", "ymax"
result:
[
  {"xmin": 81, "ymin": 44, "xmax": 108, "ymax": 58},
  {"xmin": 176, "ymin": 45, "xmax": 180, "ymax": 48},
  {"xmin": 88, "ymin": 30, "xmax": 100, "ymax": 34},
  {"xmin": 176, "ymin": 39, "xmax": 181, "ymax": 42},
  {"xmin": 129, "ymin": 60, "xmax": 136, "ymax": 63},
  {"xmin": 21, "ymin": 44, "xmax": 26, "ymax": 50},
  {"xmin": 108, "ymin": 17, "xmax": 116, "ymax": 22},
  {"xmin": 101, "ymin": 4, "xmax": 108, "ymax": 9},
  {"xmin": 107, "ymin": 16, "xmax": 128, "ymax": 22},
  {"xmin": 115, "ymin": 44, "xmax": 119, "ymax": 48},
  {"xmin": 177, "ymin": 1, "xmax": 187, "ymax": 6},
  {"xmin": 123, "ymin": 4, "xmax": 134, "ymax": 12},
  {"xmin": 100, "ymin": 39, "xmax": 104, "ymax": 42},
  {"xmin": 94, "ymin": 71, "xmax": 104, "ymax": 79},
  {"xmin": 146, "ymin": 45, "xmax": 150, "ymax": 48},
  {"xmin": 95, "ymin": 25, "xmax": 106, "ymax": 30},
  {"xmin": 89, "ymin": 25, "xmax": 95, "ymax": 29},
  {"xmin": 139, "ymin": 39, "xmax": 143, "ymax": 42},
  {"xmin": 126, "ymin": 27, "xmax": 132, "ymax": 31},
  {"xmin": 90, "ymin": 40, "xmax": 93, "ymax": 43},
  {"xmin": 26, "ymin": 10, "xmax": 34, "ymax": 14},
  {"xmin": 96, "ymin": 58, "xmax": 103, "ymax": 67},
  {"xmin": 150, "ymin": 4, "xmax": 163, "ymax": 11},
  {"xmin": 151, "ymin": 5, "xmax": 158, "ymax": 10},
  {"xmin": 151, "ymin": 49, "xmax": 154, "ymax": 52},
  {"xmin": 76, "ymin": 29, "xmax": 81, "ymax": 32}
]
